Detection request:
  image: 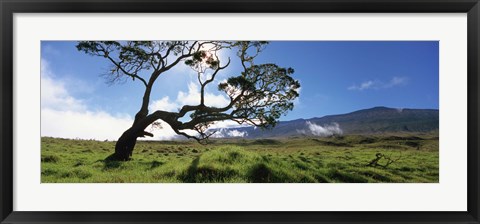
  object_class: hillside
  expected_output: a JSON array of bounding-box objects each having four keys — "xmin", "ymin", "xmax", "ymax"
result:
[{"xmin": 213, "ymin": 107, "xmax": 439, "ymax": 138}]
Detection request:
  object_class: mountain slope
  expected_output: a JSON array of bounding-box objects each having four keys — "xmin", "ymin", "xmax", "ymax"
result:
[{"xmin": 213, "ymin": 107, "xmax": 439, "ymax": 138}]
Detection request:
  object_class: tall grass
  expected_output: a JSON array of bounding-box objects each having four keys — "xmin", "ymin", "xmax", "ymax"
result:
[{"xmin": 41, "ymin": 134, "xmax": 439, "ymax": 183}]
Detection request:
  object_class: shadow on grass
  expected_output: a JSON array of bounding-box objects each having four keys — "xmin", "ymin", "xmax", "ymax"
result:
[
  {"xmin": 101, "ymin": 160, "xmax": 123, "ymax": 171},
  {"xmin": 180, "ymin": 157, "xmax": 200, "ymax": 183},
  {"xmin": 180, "ymin": 157, "xmax": 238, "ymax": 183},
  {"xmin": 150, "ymin": 160, "xmax": 164, "ymax": 170},
  {"xmin": 327, "ymin": 169, "xmax": 369, "ymax": 183},
  {"xmin": 248, "ymin": 163, "xmax": 275, "ymax": 183},
  {"xmin": 250, "ymin": 139, "xmax": 281, "ymax": 145},
  {"xmin": 310, "ymin": 138, "xmax": 353, "ymax": 147},
  {"xmin": 41, "ymin": 155, "xmax": 60, "ymax": 163}
]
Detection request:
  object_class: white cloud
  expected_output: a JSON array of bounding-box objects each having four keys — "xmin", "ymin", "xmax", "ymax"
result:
[
  {"xmin": 41, "ymin": 59, "xmax": 133, "ymax": 140},
  {"xmin": 41, "ymin": 58, "xmax": 183, "ymax": 141},
  {"xmin": 149, "ymin": 96, "xmax": 179, "ymax": 112},
  {"xmin": 149, "ymin": 80, "xmax": 231, "ymax": 118},
  {"xmin": 210, "ymin": 128, "xmax": 248, "ymax": 138},
  {"xmin": 208, "ymin": 120, "xmax": 246, "ymax": 129},
  {"xmin": 149, "ymin": 81, "xmax": 233, "ymax": 123},
  {"xmin": 41, "ymin": 108, "xmax": 133, "ymax": 141},
  {"xmin": 388, "ymin": 76, "xmax": 408, "ymax": 87},
  {"xmin": 177, "ymin": 82, "xmax": 230, "ymax": 108},
  {"xmin": 143, "ymin": 121, "xmax": 183, "ymax": 141},
  {"xmin": 348, "ymin": 80, "xmax": 374, "ymax": 91},
  {"xmin": 348, "ymin": 76, "xmax": 408, "ymax": 91},
  {"xmin": 41, "ymin": 60, "xmax": 86, "ymax": 112},
  {"xmin": 228, "ymin": 130, "xmax": 247, "ymax": 137},
  {"xmin": 205, "ymin": 119, "xmax": 259, "ymax": 139},
  {"xmin": 297, "ymin": 122, "xmax": 343, "ymax": 137},
  {"xmin": 293, "ymin": 86, "xmax": 302, "ymax": 106}
]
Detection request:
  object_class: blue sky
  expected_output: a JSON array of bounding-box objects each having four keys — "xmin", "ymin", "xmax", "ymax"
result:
[{"xmin": 41, "ymin": 41, "xmax": 438, "ymax": 140}]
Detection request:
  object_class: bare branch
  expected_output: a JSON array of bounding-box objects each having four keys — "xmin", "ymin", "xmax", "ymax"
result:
[
  {"xmin": 105, "ymin": 56, "xmax": 148, "ymax": 87},
  {"xmin": 200, "ymin": 58, "xmax": 231, "ymax": 105}
]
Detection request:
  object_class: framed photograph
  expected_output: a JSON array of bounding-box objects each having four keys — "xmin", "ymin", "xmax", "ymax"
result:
[{"xmin": 1, "ymin": 0, "xmax": 479, "ymax": 223}]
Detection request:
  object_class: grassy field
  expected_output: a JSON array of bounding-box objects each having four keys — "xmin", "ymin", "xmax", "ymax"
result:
[{"xmin": 41, "ymin": 134, "xmax": 439, "ymax": 183}]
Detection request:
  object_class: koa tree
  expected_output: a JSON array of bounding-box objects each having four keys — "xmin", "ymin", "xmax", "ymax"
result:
[{"xmin": 76, "ymin": 41, "xmax": 300, "ymax": 161}]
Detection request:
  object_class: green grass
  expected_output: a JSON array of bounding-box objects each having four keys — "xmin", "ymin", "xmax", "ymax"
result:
[{"xmin": 41, "ymin": 134, "xmax": 439, "ymax": 183}]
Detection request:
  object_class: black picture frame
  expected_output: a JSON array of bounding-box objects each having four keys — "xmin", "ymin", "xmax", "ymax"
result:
[{"xmin": 1, "ymin": 0, "xmax": 479, "ymax": 223}]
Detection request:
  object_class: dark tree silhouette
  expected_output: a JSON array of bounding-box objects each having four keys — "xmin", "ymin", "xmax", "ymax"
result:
[{"xmin": 76, "ymin": 41, "xmax": 300, "ymax": 161}]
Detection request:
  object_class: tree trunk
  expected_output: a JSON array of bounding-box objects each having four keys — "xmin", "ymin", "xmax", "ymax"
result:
[
  {"xmin": 105, "ymin": 129, "xmax": 138, "ymax": 161},
  {"xmin": 107, "ymin": 88, "xmax": 151, "ymax": 161},
  {"xmin": 106, "ymin": 109, "xmax": 177, "ymax": 161}
]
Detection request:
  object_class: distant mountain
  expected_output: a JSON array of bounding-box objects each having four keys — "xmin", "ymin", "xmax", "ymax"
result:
[{"xmin": 212, "ymin": 107, "xmax": 439, "ymax": 138}]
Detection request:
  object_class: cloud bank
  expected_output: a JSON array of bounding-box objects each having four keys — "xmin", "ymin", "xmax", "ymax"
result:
[
  {"xmin": 210, "ymin": 128, "xmax": 248, "ymax": 138},
  {"xmin": 297, "ymin": 122, "xmax": 343, "ymax": 137},
  {"xmin": 41, "ymin": 59, "xmax": 134, "ymax": 140}
]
